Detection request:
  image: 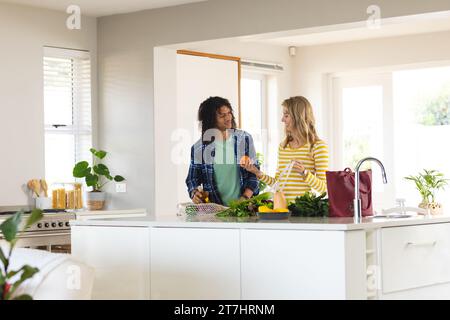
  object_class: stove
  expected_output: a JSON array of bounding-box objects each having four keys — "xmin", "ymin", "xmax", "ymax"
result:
[{"xmin": 1, "ymin": 207, "xmax": 76, "ymax": 253}]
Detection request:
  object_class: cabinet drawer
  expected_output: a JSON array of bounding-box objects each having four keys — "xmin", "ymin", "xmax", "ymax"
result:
[{"xmin": 381, "ymin": 223, "xmax": 450, "ymax": 294}]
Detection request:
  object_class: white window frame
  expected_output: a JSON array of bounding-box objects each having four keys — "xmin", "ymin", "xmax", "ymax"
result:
[
  {"xmin": 327, "ymin": 60, "xmax": 450, "ymax": 210},
  {"xmin": 330, "ymin": 73, "xmax": 393, "ymax": 168},
  {"xmin": 241, "ymin": 71, "xmax": 269, "ymax": 171},
  {"xmin": 330, "ymin": 72, "xmax": 394, "ymax": 210},
  {"xmin": 43, "ymin": 46, "xmax": 92, "ymax": 184}
]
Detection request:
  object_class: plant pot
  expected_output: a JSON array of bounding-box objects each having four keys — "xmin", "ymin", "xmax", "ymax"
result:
[
  {"xmin": 419, "ymin": 202, "xmax": 443, "ymax": 215},
  {"xmin": 86, "ymin": 191, "xmax": 106, "ymax": 211}
]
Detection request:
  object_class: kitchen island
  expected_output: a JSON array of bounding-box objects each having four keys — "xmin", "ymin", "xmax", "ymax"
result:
[{"xmin": 71, "ymin": 214, "xmax": 450, "ymax": 300}]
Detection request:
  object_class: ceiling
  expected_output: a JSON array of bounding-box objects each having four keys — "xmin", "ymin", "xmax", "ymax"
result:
[
  {"xmin": 0, "ymin": 0, "xmax": 207, "ymax": 17},
  {"xmin": 240, "ymin": 11, "xmax": 450, "ymax": 47}
]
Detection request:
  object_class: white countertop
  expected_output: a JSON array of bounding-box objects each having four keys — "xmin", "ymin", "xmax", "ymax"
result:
[
  {"xmin": 70, "ymin": 213, "xmax": 450, "ymax": 231},
  {"xmin": 70, "ymin": 208, "xmax": 148, "ymax": 221},
  {"xmin": 70, "ymin": 208, "xmax": 147, "ymax": 216}
]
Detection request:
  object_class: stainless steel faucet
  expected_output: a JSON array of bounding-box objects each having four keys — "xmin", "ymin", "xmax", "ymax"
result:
[{"xmin": 354, "ymin": 157, "xmax": 388, "ymax": 223}]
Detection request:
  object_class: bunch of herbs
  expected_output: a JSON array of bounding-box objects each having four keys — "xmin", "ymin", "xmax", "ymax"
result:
[
  {"xmin": 216, "ymin": 192, "xmax": 273, "ymax": 217},
  {"xmin": 288, "ymin": 192, "xmax": 329, "ymax": 217}
]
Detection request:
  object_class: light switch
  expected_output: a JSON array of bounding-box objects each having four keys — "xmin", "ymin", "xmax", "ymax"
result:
[{"xmin": 116, "ymin": 183, "xmax": 127, "ymax": 193}]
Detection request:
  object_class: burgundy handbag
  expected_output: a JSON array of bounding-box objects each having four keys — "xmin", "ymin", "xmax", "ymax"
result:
[{"xmin": 326, "ymin": 168, "xmax": 373, "ymax": 217}]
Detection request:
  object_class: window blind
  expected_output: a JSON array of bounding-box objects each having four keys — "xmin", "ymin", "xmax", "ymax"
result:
[{"xmin": 43, "ymin": 47, "xmax": 92, "ymax": 184}]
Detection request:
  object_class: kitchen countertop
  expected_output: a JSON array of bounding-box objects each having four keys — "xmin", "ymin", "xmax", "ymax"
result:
[
  {"xmin": 1, "ymin": 208, "xmax": 147, "ymax": 223},
  {"xmin": 69, "ymin": 208, "xmax": 147, "ymax": 216},
  {"xmin": 69, "ymin": 208, "xmax": 147, "ymax": 218},
  {"xmin": 70, "ymin": 212, "xmax": 450, "ymax": 231}
]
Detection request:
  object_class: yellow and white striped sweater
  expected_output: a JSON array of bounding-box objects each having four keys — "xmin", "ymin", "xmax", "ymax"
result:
[{"xmin": 260, "ymin": 140, "xmax": 329, "ymax": 204}]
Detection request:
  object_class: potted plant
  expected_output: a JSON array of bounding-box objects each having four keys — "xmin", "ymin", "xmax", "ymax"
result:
[
  {"xmin": 73, "ymin": 148, "xmax": 125, "ymax": 210},
  {"xmin": 1, "ymin": 209, "xmax": 43, "ymax": 300},
  {"xmin": 405, "ymin": 169, "xmax": 448, "ymax": 215}
]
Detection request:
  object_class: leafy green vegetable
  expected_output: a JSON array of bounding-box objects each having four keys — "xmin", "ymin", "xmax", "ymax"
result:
[
  {"xmin": 185, "ymin": 204, "xmax": 198, "ymax": 216},
  {"xmin": 288, "ymin": 192, "xmax": 329, "ymax": 217},
  {"xmin": 216, "ymin": 192, "xmax": 273, "ymax": 217}
]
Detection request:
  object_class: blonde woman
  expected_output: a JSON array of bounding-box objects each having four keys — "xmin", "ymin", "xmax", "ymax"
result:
[{"xmin": 241, "ymin": 96, "xmax": 329, "ymax": 204}]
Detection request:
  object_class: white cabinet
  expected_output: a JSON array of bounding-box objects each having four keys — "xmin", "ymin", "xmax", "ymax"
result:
[
  {"xmin": 380, "ymin": 223, "xmax": 450, "ymax": 296},
  {"xmin": 150, "ymin": 227, "xmax": 241, "ymax": 300},
  {"xmin": 240, "ymin": 229, "xmax": 367, "ymax": 299},
  {"xmin": 71, "ymin": 226, "xmax": 150, "ymax": 300},
  {"xmin": 71, "ymin": 217, "xmax": 450, "ymax": 300}
]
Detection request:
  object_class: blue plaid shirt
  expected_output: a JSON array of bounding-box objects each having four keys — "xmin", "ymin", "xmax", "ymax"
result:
[{"xmin": 185, "ymin": 129, "xmax": 260, "ymax": 205}]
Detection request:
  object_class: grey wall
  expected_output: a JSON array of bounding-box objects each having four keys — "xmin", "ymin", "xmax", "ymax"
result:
[
  {"xmin": 97, "ymin": 0, "xmax": 450, "ymax": 214},
  {"xmin": 0, "ymin": 3, "xmax": 97, "ymax": 206}
]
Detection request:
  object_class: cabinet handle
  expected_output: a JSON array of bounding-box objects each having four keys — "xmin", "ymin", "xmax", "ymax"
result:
[{"xmin": 406, "ymin": 240, "xmax": 437, "ymax": 247}]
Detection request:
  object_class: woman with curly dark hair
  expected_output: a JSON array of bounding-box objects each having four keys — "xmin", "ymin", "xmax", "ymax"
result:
[{"xmin": 186, "ymin": 96, "xmax": 259, "ymax": 205}]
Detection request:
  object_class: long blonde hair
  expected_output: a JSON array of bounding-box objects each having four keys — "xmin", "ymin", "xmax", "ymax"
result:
[{"xmin": 282, "ymin": 96, "xmax": 320, "ymax": 151}]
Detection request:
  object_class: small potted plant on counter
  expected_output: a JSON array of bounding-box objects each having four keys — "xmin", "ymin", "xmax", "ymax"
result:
[
  {"xmin": 73, "ymin": 148, "xmax": 125, "ymax": 211},
  {"xmin": 405, "ymin": 169, "xmax": 448, "ymax": 215}
]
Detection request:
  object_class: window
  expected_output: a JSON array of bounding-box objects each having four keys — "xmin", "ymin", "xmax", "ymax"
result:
[
  {"xmin": 333, "ymin": 74, "xmax": 392, "ymax": 210},
  {"xmin": 393, "ymin": 66, "xmax": 450, "ymax": 211},
  {"xmin": 241, "ymin": 72, "xmax": 270, "ymax": 172},
  {"xmin": 43, "ymin": 47, "xmax": 92, "ymax": 186},
  {"xmin": 241, "ymin": 69, "xmax": 280, "ymax": 177},
  {"xmin": 342, "ymin": 86, "xmax": 384, "ymax": 169},
  {"xmin": 332, "ymin": 65, "xmax": 450, "ymax": 211}
]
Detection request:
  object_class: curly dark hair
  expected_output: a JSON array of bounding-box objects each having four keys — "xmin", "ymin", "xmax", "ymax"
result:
[{"xmin": 198, "ymin": 96, "xmax": 237, "ymax": 143}]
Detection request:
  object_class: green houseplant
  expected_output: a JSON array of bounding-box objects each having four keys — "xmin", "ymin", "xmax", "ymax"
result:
[
  {"xmin": 405, "ymin": 169, "xmax": 448, "ymax": 215},
  {"xmin": 1, "ymin": 209, "xmax": 43, "ymax": 300},
  {"xmin": 73, "ymin": 148, "xmax": 125, "ymax": 210}
]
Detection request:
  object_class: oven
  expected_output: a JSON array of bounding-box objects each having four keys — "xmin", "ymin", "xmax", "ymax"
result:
[
  {"xmin": 0, "ymin": 208, "xmax": 75, "ymax": 254},
  {"xmin": 14, "ymin": 230, "xmax": 72, "ymax": 253}
]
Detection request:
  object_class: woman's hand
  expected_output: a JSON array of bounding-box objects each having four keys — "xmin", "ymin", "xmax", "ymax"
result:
[
  {"xmin": 240, "ymin": 156, "xmax": 262, "ymax": 177},
  {"xmin": 241, "ymin": 163, "xmax": 260, "ymax": 175},
  {"xmin": 292, "ymin": 160, "xmax": 306, "ymax": 176}
]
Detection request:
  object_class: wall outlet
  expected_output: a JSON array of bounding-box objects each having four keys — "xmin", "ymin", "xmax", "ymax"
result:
[{"xmin": 116, "ymin": 183, "xmax": 127, "ymax": 193}]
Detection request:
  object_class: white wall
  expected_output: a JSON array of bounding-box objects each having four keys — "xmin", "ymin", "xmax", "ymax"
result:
[
  {"xmin": 97, "ymin": 0, "xmax": 450, "ymax": 215},
  {"xmin": 0, "ymin": 3, "xmax": 97, "ymax": 206}
]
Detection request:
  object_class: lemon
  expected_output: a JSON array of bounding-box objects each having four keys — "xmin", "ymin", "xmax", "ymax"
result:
[
  {"xmin": 274, "ymin": 208, "xmax": 289, "ymax": 213},
  {"xmin": 258, "ymin": 206, "xmax": 271, "ymax": 213}
]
